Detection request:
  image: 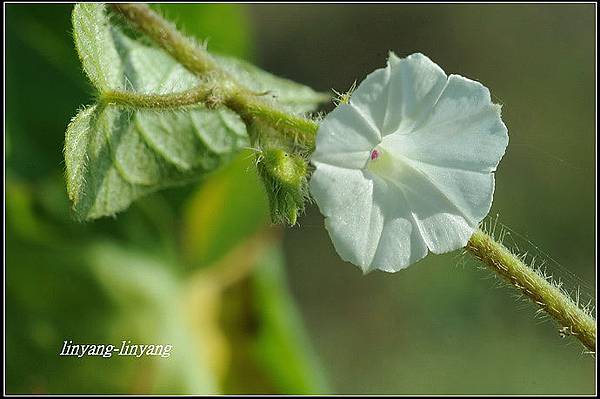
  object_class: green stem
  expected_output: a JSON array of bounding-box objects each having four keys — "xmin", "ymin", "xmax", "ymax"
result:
[
  {"xmin": 111, "ymin": 3, "xmax": 217, "ymax": 75},
  {"xmin": 467, "ymin": 228, "xmax": 596, "ymax": 352},
  {"xmin": 110, "ymin": 3, "xmax": 319, "ymax": 148},
  {"xmin": 100, "ymin": 87, "xmax": 214, "ymax": 109},
  {"xmin": 99, "ymin": 88, "xmax": 319, "ymax": 149},
  {"xmin": 226, "ymin": 93, "xmax": 319, "ymax": 149}
]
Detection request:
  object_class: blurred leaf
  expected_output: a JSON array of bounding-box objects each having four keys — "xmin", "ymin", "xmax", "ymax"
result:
[
  {"xmin": 181, "ymin": 150, "xmax": 270, "ymax": 268},
  {"xmin": 84, "ymin": 232, "xmax": 285, "ymax": 394},
  {"xmin": 184, "ymin": 230, "xmax": 279, "ymax": 389},
  {"xmin": 6, "ymin": 179, "xmax": 53, "ymax": 244},
  {"xmin": 6, "ymin": 228, "xmax": 119, "ymax": 393},
  {"xmin": 179, "ymin": 148, "xmax": 327, "ymax": 393},
  {"xmin": 88, "ymin": 241, "xmax": 220, "ymax": 394},
  {"xmin": 251, "ymin": 247, "xmax": 330, "ymax": 393}
]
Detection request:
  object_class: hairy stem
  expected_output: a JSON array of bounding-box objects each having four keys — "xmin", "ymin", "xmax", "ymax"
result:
[
  {"xmin": 226, "ymin": 92, "xmax": 319, "ymax": 149},
  {"xmin": 100, "ymin": 87, "xmax": 214, "ymax": 109},
  {"xmin": 99, "ymin": 88, "xmax": 319, "ymax": 148},
  {"xmin": 111, "ymin": 3, "xmax": 217, "ymax": 75},
  {"xmin": 467, "ymin": 228, "xmax": 596, "ymax": 352},
  {"xmin": 110, "ymin": 3, "xmax": 320, "ymax": 147}
]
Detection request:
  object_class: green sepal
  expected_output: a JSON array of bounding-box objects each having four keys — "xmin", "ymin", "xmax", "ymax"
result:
[{"xmin": 256, "ymin": 147, "xmax": 309, "ymax": 226}]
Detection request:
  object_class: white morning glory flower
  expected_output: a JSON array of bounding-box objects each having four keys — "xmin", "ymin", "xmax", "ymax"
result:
[{"xmin": 310, "ymin": 52, "xmax": 509, "ymax": 273}]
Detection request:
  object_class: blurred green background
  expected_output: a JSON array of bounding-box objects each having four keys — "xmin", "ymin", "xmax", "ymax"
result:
[{"xmin": 5, "ymin": 3, "xmax": 596, "ymax": 395}]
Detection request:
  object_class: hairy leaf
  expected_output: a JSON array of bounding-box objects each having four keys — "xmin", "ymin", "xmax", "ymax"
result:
[
  {"xmin": 72, "ymin": 3, "xmax": 122, "ymax": 91},
  {"xmin": 66, "ymin": 3, "xmax": 324, "ymax": 220},
  {"xmin": 216, "ymin": 55, "xmax": 329, "ymax": 113}
]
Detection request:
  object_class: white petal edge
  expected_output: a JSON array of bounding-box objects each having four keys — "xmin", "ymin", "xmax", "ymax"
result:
[
  {"xmin": 310, "ymin": 164, "xmax": 430, "ymax": 273},
  {"xmin": 350, "ymin": 52, "xmax": 448, "ymax": 136},
  {"xmin": 310, "ymin": 164, "xmax": 381, "ymax": 270},
  {"xmin": 392, "ymin": 74, "xmax": 509, "ymax": 173}
]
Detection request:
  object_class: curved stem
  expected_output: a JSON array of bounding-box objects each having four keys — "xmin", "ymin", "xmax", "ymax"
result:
[
  {"xmin": 467, "ymin": 228, "xmax": 596, "ymax": 352},
  {"xmin": 110, "ymin": 3, "xmax": 320, "ymax": 147},
  {"xmin": 111, "ymin": 3, "xmax": 217, "ymax": 75}
]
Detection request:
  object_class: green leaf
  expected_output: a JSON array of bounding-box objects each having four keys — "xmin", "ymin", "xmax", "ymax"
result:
[
  {"xmin": 67, "ymin": 3, "xmax": 324, "ymax": 220},
  {"xmin": 68, "ymin": 4, "xmax": 246, "ymax": 220},
  {"xmin": 72, "ymin": 3, "xmax": 123, "ymax": 91},
  {"xmin": 216, "ymin": 55, "xmax": 329, "ymax": 114},
  {"xmin": 65, "ymin": 103, "xmax": 246, "ymax": 220}
]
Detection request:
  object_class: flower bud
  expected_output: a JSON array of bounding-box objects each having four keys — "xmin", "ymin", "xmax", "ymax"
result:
[{"xmin": 256, "ymin": 147, "xmax": 308, "ymax": 226}]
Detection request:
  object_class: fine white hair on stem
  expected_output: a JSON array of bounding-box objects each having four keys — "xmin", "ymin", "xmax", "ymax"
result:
[{"xmin": 468, "ymin": 217, "xmax": 595, "ymax": 352}]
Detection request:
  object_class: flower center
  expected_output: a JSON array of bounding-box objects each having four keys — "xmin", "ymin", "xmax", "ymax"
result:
[{"xmin": 365, "ymin": 144, "xmax": 405, "ymax": 186}]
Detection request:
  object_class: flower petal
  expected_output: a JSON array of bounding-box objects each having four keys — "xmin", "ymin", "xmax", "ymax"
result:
[
  {"xmin": 380, "ymin": 134, "xmax": 497, "ymax": 223},
  {"xmin": 365, "ymin": 148, "xmax": 479, "ymax": 254},
  {"xmin": 368, "ymin": 175, "xmax": 429, "ymax": 272},
  {"xmin": 411, "ymin": 161, "xmax": 495, "ymax": 224},
  {"xmin": 310, "ymin": 52, "xmax": 509, "ymax": 272},
  {"xmin": 393, "ymin": 74, "xmax": 509, "ymax": 173},
  {"xmin": 350, "ymin": 52, "xmax": 448, "ymax": 136},
  {"xmin": 310, "ymin": 164, "xmax": 382, "ymax": 270},
  {"xmin": 310, "ymin": 163, "xmax": 429, "ymax": 272},
  {"xmin": 311, "ymin": 104, "xmax": 380, "ymax": 170},
  {"xmin": 393, "ymin": 160, "xmax": 480, "ymax": 254}
]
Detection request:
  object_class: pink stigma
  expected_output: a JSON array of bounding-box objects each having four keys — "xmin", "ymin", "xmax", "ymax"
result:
[{"xmin": 370, "ymin": 149, "xmax": 380, "ymax": 161}]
